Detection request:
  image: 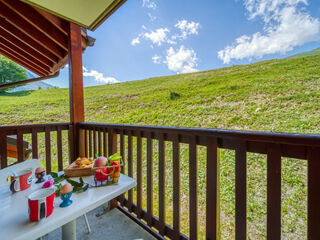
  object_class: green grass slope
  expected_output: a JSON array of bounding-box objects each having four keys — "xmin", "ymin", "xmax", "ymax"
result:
[
  {"xmin": 1, "ymin": 53, "xmax": 319, "ymax": 239},
  {"xmin": 288, "ymin": 47, "xmax": 320, "ymax": 58},
  {"xmin": 1, "ymin": 54, "xmax": 319, "ymax": 134}
]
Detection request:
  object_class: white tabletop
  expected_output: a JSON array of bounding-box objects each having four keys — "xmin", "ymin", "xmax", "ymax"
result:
[{"xmin": 0, "ymin": 174, "xmax": 136, "ymax": 240}]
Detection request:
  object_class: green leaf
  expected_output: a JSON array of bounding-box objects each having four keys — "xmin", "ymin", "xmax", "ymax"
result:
[
  {"xmin": 66, "ymin": 178, "xmax": 83, "ymax": 187},
  {"xmin": 82, "ymin": 184, "xmax": 89, "ymax": 192},
  {"xmin": 55, "ymin": 184, "xmax": 62, "ymax": 196},
  {"xmin": 50, "ymin": 172, "xmax": 58, "ymax": 178}
]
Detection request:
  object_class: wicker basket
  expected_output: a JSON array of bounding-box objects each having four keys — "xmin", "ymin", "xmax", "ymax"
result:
[
  {"xmin": 91, "ymin": 158, "xmax": 125, "ymax": 184},
  {"xmin": 64, "ymin": 161, "xmax": 93, "ymax": 177}
]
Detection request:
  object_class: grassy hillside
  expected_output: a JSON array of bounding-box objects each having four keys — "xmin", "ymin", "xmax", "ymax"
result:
[
  {"xmin": 289, "ymin": 47, "xmax": 320, "ymax": 59},
  {"xmin": 1, "ymin": 54, "xmax": 319, "ymax": 133},
  {"xmin": 1, "ymin": 53, "xmax": 319, "ymax": 239}
]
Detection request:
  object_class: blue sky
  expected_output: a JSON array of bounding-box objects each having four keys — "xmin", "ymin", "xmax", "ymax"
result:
[{"xmin": 44, "ymin": 0, "xmax": 320, "ymax": 88}]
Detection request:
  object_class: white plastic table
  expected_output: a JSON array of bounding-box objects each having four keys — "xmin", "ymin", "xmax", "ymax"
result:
[{"xmin": 0, "ymin": 174, "xmax": 136, "ymax": 240}]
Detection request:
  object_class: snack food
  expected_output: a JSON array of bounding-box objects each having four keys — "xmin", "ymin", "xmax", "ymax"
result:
[{"xmin": 74, "ymin": 157, "xmax": 93, "ymax": 168}]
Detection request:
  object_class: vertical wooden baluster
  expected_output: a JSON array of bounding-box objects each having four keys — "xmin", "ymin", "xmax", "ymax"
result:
[
  {"xmin": 57, "ymin": 127, "xmax": 63, "ymax": 171},
  {"xmin": 0, "ymin": 133, "xmax": 7, "ymax": 169},
  {"xmin": 235, "ymin": 141, "xmax": 247, "ymax": 240},
  {"xmin": 308, "ymin": 147, "xmax": 320, "ymax": 240},
  {"xmin": 119, "ymin": 129, "xmax": 125, "ymax": 206},
  {"xmin": 159, "ymin": 132, "xmax": 166, "ymax": 236},
  {"xmin": 17, "ymin": 130, "xmax": 24, "ymax": 162},
  {"xmin": 68, "ymin": 125, "xmax": 74, "ymax": 164},
  {"xmin": 206, "ymin": 137, "xmax": 219, "ymax": 240},
  {"xmin": 89, "ymin": 128, "xmax": 92, "ymax": 158},
  {"xmin": 267, "ymin": 144, "xmax": 281, "ymax": 240},
  {"xmin": 84, "ymin": 128, "xmax": 88, "ymax": 158},
  {"xmin": 147, "ymin": 132, "xmax": 153, "ymax": 226},
  {"xmin": 136, "ymin": 130, "xmax": 142, "ymax": 218},
  {"xmin": 173, "ymin": 134, "xmax": 180, "ymax": 239},
  {"xmin": 189, "ymin": 135, "xmax": 198, "ymax": 240},
  {"xmin": 128, "ymin": 130, "xmax": 133, "ymax": 211},
  {"xmin": 120, "ymin": 129, "xmax": 125, "ymax": 173},
  {"xmin": 108, "ymin": 128, "xmax": 117, "ymax": 155},
  {"xmin": 104, "ymin": 128, "xmax": 117, "ymax": 212},
  {"xmin": 32, "ymin": 129, "xmax": 38, "ymax": 159},
  {"xmin": 45, "ymin": 127, "xmax": 51, "ymax": 173},
  {"xmin": 98, "ymin": 129, "xmax": 102, "ymax": 156},
  {"xmin": 103, "ymin": 129, "xmax": 107, "ymax": 157},
  {"xmin": 93, "ymin": 127, "xmax": 96, "ymax": 157}
]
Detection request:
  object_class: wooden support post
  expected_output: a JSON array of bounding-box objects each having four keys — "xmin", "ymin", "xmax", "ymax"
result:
[{"xmin": 68, "ymin": 23, "xmax": 84, "ymax": 160}]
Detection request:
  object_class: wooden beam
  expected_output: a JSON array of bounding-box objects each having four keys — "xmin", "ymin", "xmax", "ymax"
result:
[
  {"xmin": 34, "ymin": 7, "xmax": 68, "ymax": 35},
  {"xmin": 0, "ymin": 36, "xmax": 52, "ymax": 71},
  {"xmin": 0, "ymin": 29, "xmax": 53, "ymax": 68},
  {"xmin": 0, "ymin": 4, "xmax": 65, "ymax": 58},
  {"xmin": 0, "ymin": 20, "xmax": 59, "ymax": 64},
  {"xmin": 52, "ymin": 54, "xmax": 68, "ymax": 73},
  {"xmin": 1, "ymin": 0, "xmax": 68, "ymax": 51},
  {"xmin": 0, "ymin": 50, "xmax": 46, "ymax": 76},
  {"xmin": 0, "ymin": 42, "xmax": 51, "ymax": 74},
  {"xmin": 68, "ymin": 23, "xmax": 85, "ymax": 160}
]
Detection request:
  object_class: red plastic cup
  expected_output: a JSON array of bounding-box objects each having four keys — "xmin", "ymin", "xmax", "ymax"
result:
[
  {"xmin": 28, "ymin": 188, "xmax": 55, "ymax": 221},
  {"xmin": 10, "ymin": 169, "xmax": 32, "ymax": 192}
]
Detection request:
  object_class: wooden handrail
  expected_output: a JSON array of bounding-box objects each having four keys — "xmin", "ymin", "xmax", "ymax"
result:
[
  {"xmin": 0, "ymin": 122, "xmax": 71, "ymax": 170},
  {"xmin": 79, "ymin": 123, "xmax": 320, "ymax": 240},
  {"xmin": 78, "ymin": 122, "xmax": 320, "ymax": 147},
  {"xmin": 1, "ymin": 122, "xmax": 319, "ymax": 239}
]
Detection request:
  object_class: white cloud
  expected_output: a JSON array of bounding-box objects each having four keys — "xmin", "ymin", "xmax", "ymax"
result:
[
  {"xmin": 131, "ymin": 37, "xmax": 140, "ymax": 46},
  {"xmin": 131, "ymin": 19, "xmax": 201, "ymax": 47},
  {"xmin": 164, "ymin": 46, "xmax": 198, "ymax": 74},
  {"xmin": 167, "ymin": 39, "xmax": 177, "ymax": 45},
  {"xmin": 83, "ymin": 67, "xmax": 118, "ymax": 84},
  {"xmin": 173, "ymin": 20, "xmax": 200, "ymax": 39},
  {"xmin": 152, "ymin": 55, "xmax": 162, "ymax": 64},
  {"xmin": 144, "ymin": 28, "xmax": 169, "ymax": 46},
  {"xmin": 148, "ymin": 13, "xmax": 156, "ymax": 21},
  {"xmin": 142, "ymin": 0, "xmax": 157, "ymax": 10},
  {"xmin": 218, "ymin": 0, "xmax": 320, "ymax": 64}
]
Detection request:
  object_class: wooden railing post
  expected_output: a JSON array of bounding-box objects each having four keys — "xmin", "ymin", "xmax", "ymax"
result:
[
  {"xmin": 308, "ymin": 147, "xmax": 320, "ymax": 239},
  {"xmin": 108, "ymin": 128, "xmax": 117, "ymax": 155},
  {"xmin": 235, "ymin": 141, "xmax": 247, "ymax": 240},
  {"xmin": 108, "ymin": 127, "xmax": 118, "ymax": 209},
  {"xmin": 0, "ymin": 132, "xmax": 8, "ymax": 169},
  {"xmin": 68, "ymin": 22, "xmax": 84, "ymax": 161},
  {"xmin": 206, "ymin": 137, "xmax": 221, "ymax": 240},
  {"xmin": 267, "ymin": 144, "xmax": 281, "ymax": 240}
]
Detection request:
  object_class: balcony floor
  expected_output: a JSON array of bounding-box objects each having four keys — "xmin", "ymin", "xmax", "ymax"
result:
[{"xmin": 43, "ymin": 206, "xmax": 156, "ymax": 240}]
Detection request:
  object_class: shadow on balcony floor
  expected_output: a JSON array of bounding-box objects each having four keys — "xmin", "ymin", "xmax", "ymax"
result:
[{"xmin": 44, "ymin": 206, "xmax": 156, "ymax": 240}]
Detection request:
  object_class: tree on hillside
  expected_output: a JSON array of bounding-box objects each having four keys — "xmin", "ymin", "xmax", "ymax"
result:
[{"xmin": 0, "ymin": 55, "xmax": 28, "ymax": 93}]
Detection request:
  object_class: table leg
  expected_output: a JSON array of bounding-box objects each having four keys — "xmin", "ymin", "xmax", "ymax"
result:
[{"xmin": 62, "ymin": 219, "xmax": 76, "ymax": 240}]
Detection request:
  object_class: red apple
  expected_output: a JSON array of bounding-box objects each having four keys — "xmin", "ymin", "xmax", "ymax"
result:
[
  {"xmin": 94, "ymin": 156, "xmax": 108, "ymax": 168},
  {"xmin": 95, "ymin": 168, "xmax": 109, "ymax": 182},
  {"xmin": 110, "ymin": 161, "xmax": 120, "ymax": 172}
]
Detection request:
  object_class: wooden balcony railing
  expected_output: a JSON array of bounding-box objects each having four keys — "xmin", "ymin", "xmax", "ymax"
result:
[
  {"xmin": 78, "ymin": 122, "xmax": 320, "ymax": 240},
  {"xmin": 1, "ymin": 122, "xmax": 319, "ymax": 239},
  {"xmin": 0, "ymin": 123, "xmax": 72, "ymax": 172}
]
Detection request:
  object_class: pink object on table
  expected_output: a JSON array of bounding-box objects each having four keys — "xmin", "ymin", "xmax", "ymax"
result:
[{"xmin": 42, "ymin": 180, "xmax": 54, "ymax": 189}]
